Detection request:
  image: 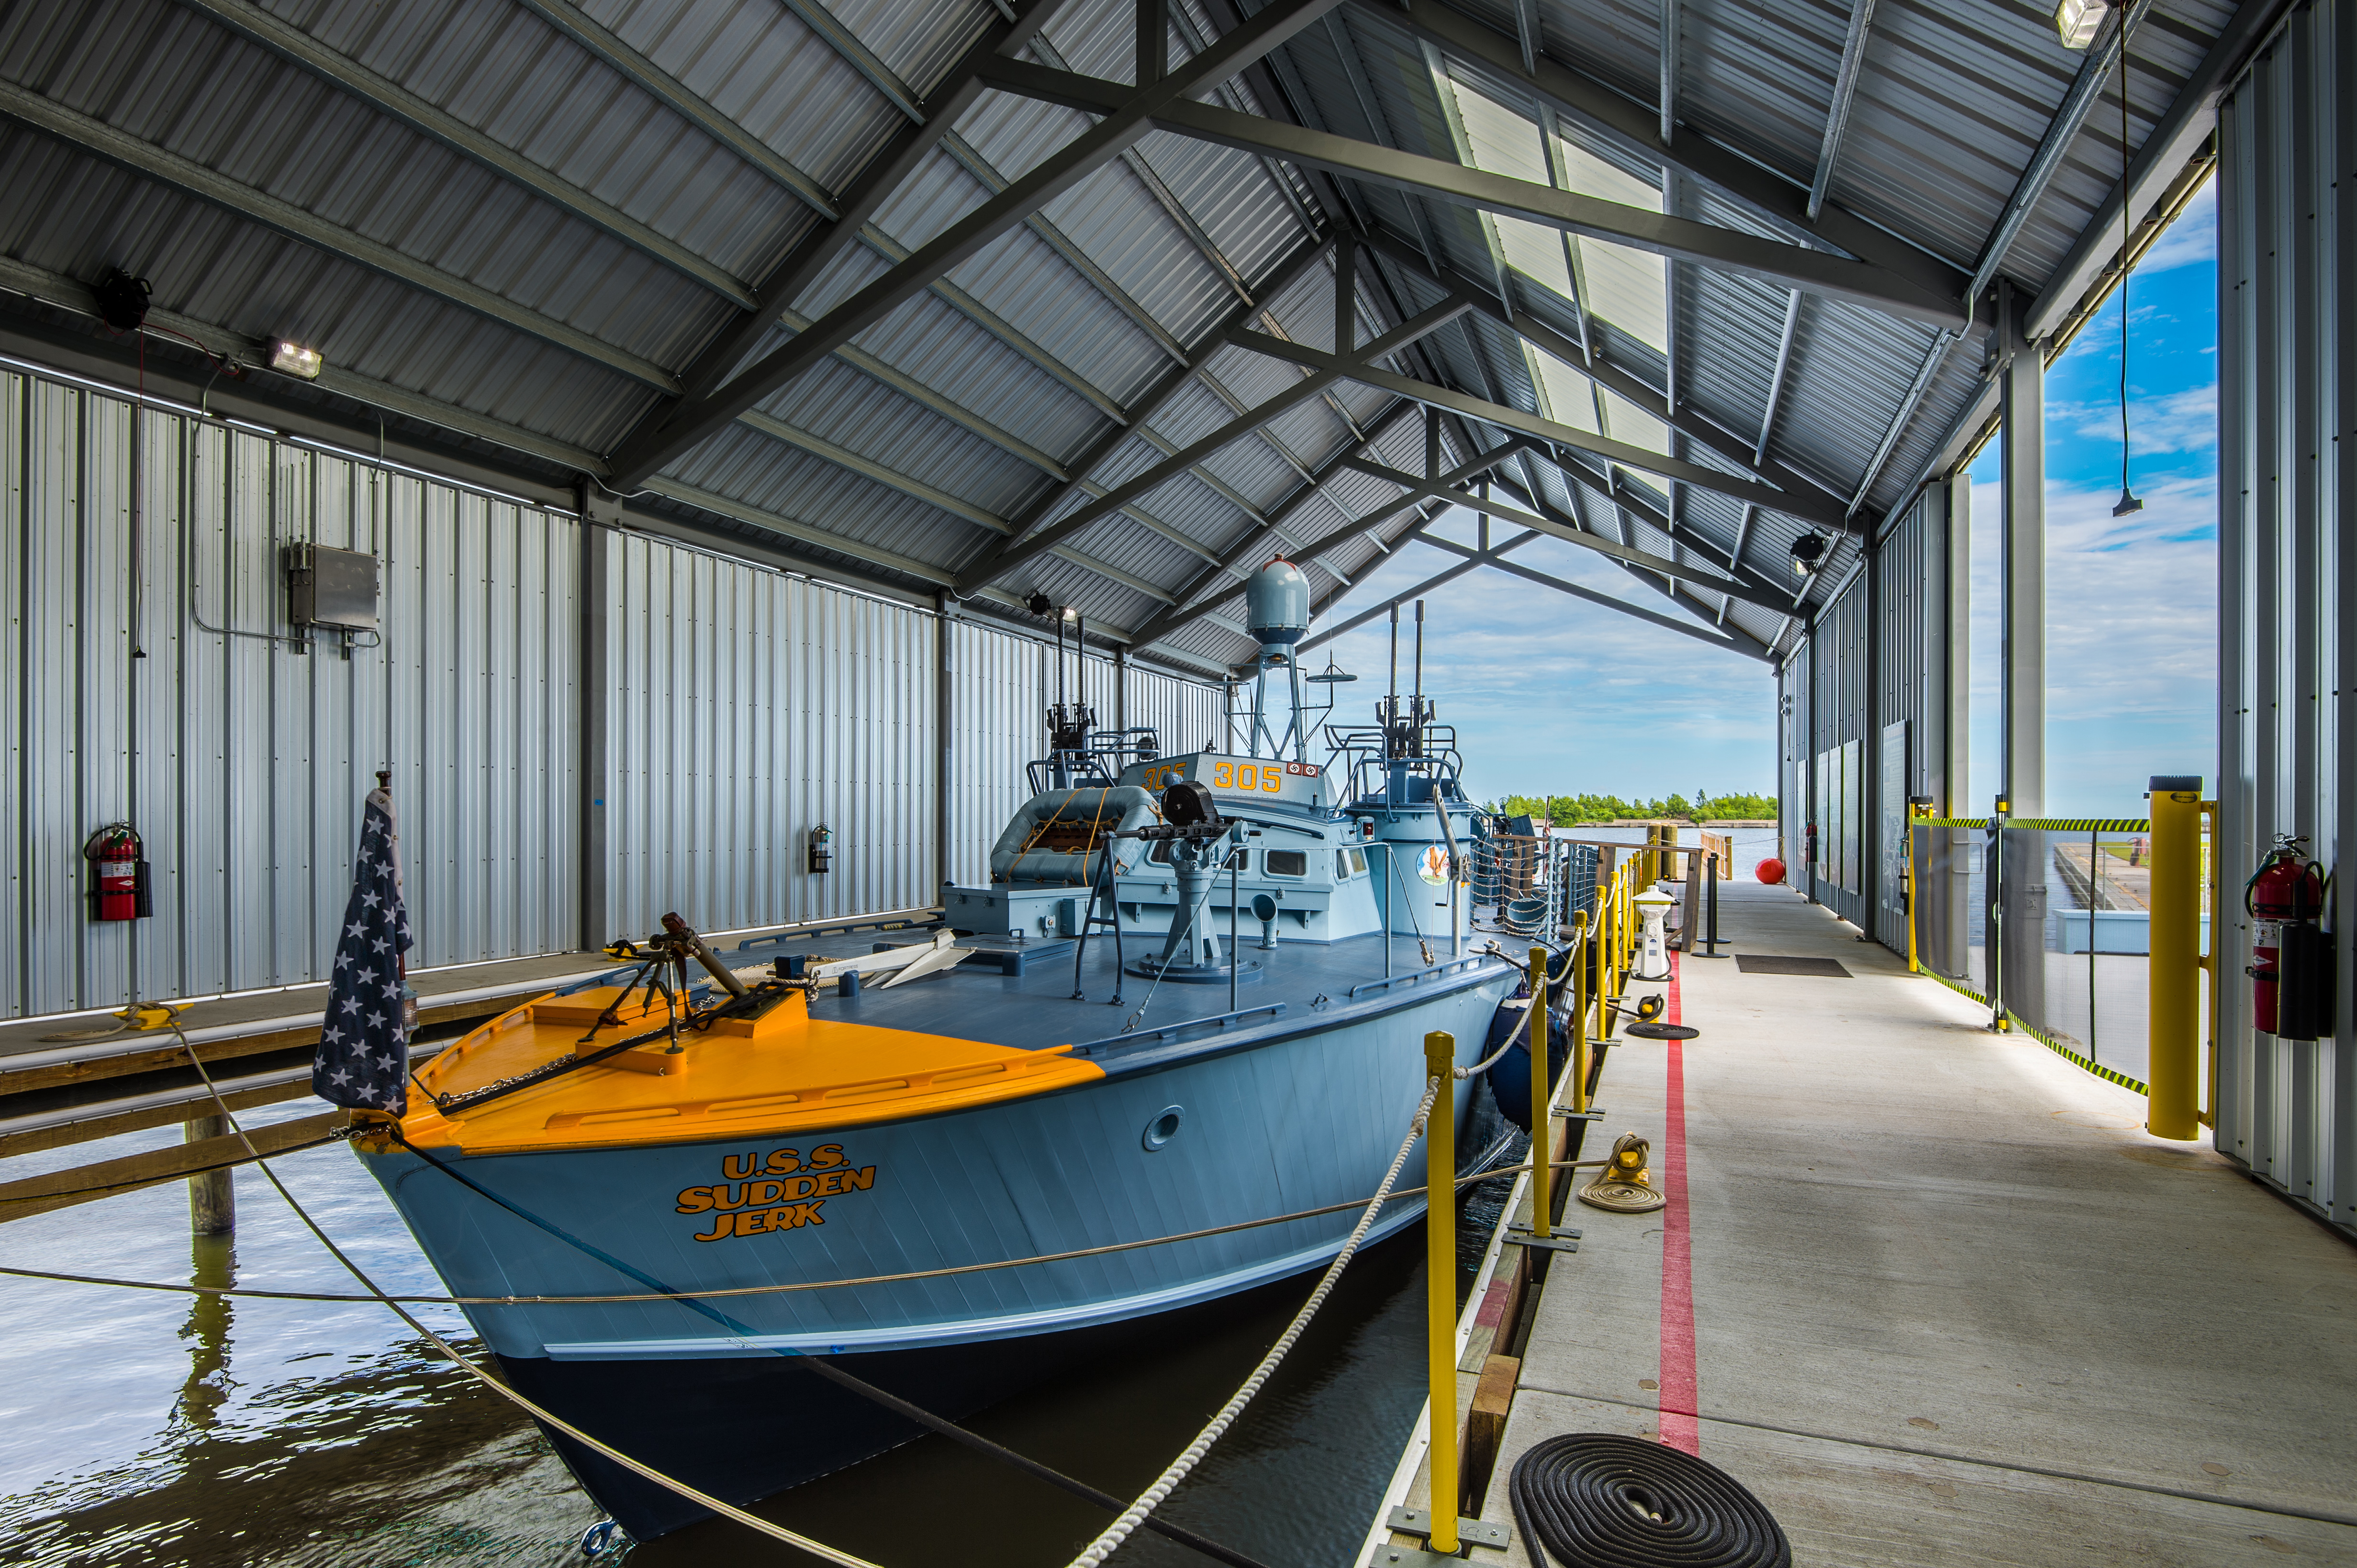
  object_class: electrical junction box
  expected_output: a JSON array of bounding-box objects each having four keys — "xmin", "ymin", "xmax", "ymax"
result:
[{"xmin": 286, "ymin": 544, "xmax": 380, "ymax": 633}]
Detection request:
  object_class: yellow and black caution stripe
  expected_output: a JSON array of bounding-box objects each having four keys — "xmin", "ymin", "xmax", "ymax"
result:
[
  {"xmin": 1915, "ymin": 968, "xmax": 2154, "ymax": 1097},
  {"xmin": 1910, "ymin": 817, "xmax": 2152, "ymax": 832},
  {"xmin": 2005, "ymin": 1011, "xmax": 2151, "ymax": 1097}
]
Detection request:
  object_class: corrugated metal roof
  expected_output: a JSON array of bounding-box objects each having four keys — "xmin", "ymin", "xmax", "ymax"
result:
[{"xmin": 0, "ymin": 0, "xmax": 2246, "ymax": 672}]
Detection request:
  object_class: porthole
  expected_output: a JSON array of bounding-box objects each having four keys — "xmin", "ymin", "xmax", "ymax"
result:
[{"xmin": 1142, "ymin": 1104, "xmax": 1185, "ymax": 1151}]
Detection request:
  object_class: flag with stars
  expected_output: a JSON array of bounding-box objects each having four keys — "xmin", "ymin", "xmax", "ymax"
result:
[{"xmin": 313, "ymin": 787, "xmax": 413, "ymax": 1113}]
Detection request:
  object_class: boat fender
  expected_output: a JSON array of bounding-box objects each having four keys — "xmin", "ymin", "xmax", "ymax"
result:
[{"xmin": 1483, "ymin": 996, "xmax": 1565, "ymax": 1132}]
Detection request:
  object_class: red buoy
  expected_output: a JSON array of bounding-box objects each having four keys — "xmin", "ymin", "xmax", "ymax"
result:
[{"xmin": 1755, "ymin": 856, "xmax": 1786, "ymax": 885}]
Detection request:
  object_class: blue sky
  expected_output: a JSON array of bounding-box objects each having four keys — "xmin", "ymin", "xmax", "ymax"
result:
[{"xmin": 1302, "ymin": 181, "xmax": 2218, "ymax": 816}]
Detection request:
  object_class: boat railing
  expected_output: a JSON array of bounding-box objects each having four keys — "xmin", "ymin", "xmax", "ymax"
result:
[{"xmin": 1064, "ymin": 1001, "xmax": 1288, "ymax": 1056}]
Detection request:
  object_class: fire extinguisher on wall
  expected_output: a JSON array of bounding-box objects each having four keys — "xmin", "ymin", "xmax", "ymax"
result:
[
  {"xmin": 2245, "ymin": 835, "xmax": 2331, "ymax": 1040},
  {"xmin": 84, "ymin": 823, "xmax": 153, "ymax": 922}
]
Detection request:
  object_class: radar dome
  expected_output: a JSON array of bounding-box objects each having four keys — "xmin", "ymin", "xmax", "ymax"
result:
[{"xmin": 1245, "ymin": 559, "xmax": 1310, "ymax": 653}]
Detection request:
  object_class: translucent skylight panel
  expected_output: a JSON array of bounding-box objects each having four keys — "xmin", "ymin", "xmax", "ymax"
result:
[
  {"xmin": 1600, "ymin": 389, "xmax": 1671, "ymax": 456},
  {"xmin": 1530, "ymin": 345, "xmax": 1600, "ymax": 434},
  {"xmin": 1553, "ymin": 136, "xmax": 1667, "ymax": 356}
]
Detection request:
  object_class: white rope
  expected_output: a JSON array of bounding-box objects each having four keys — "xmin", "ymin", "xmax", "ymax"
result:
[
  {"xmin": 170, "ymin": 1026, "xmax": 890, "ymax": 1567},
  {"xmin": 1061, "ymin": 1074, "xmax": 1445, "ymax": 1568}
]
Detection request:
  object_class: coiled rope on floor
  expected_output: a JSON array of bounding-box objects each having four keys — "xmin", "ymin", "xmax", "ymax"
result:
[
  {"xmin": 164, "ymin": 1028, "xmax": 891, "ymax": 1568},
  {"xmin": 1060, "ymin": 1074, "xmax": 1443, "ymax": 1568},
  {"xmin": 1509, "ymin": 1434, "xmax": 1790, "ymax": 1568}
]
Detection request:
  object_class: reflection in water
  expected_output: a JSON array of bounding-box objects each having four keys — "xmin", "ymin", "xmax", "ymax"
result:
[{"xmin": 173, "ymin": 1235, "xmax": 237, "ymax": 1434}]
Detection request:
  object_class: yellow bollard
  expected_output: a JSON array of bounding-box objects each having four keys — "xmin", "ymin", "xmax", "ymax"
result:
[
  {"xmin": 1569, "ymin": 911, "xmax": 1590, "ymax": 1115},
  {"xmin": 2147, "ymin": 778, "xmax": 2203, "ymax": 1140},
  {"xmin": 1422, "ymin": 1030, "xmax": 1458, "ymax": 1553},
  {"xmin": 1529, "ymin": 945, "xmax": 1552, "ymax": 1242}
]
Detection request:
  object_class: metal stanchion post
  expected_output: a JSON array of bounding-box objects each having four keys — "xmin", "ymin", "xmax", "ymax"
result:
[
  {"xmin": 1528, "ymin": 945, "xmax": 1550, "ymax": 1239},
  {"xmin": 2147, "ymin": 777, "xmax": 2204, "ymax": 1140},
  {"xmin": 1422, "ymin": 1030, "xmax": 1458, "ymax": 1556}
]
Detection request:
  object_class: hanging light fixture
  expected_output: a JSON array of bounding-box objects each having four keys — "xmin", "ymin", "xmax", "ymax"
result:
[
  {"xmin": 2055, "ymin": 0, "xmax": 2109, "ymax": 49},
  {"xmin": 1790, "ymin": 532, "xmax": 1829, "ymax": 577},
  {"xmin": 2111, "ymin": 39, "xmax": 2143, "ymax": 518}
]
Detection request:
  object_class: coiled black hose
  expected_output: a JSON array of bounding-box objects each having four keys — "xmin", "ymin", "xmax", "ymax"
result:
[{"xmin": 1510, "ymin": 1434, "xmax": 1790, "ymax": 1567}]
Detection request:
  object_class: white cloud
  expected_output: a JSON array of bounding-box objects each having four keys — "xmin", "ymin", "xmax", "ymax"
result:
[
  {"xmin": 1311, "ymin": 512, "xmax": 1777, "ymax": 802},
  {"xmin": 1966, "ymin": 474, "xmax": 2216, "ymax": 814},
  {"xmin": 2051, "ymin": 383, "xmax": 2217, "ymax": 456}
]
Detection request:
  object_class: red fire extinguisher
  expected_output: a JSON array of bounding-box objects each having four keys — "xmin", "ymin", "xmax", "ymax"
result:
[
  {"xmin": 2245, "ymin": 835, "xmax": 2326, "ymax": 1038},
  {"xmin": 84, "ymin": 823, "xmax": 153, "ymax": 922}
]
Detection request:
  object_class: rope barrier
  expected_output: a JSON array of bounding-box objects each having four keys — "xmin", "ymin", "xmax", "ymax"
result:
[
  {"xmin": 0, "ymin": 1158, "xmax": 1596, "ymax": 1306},
  {"xmin": 161, "ymin": 1026, "xmax": 891, "ymax": 1567},
  {"xmin": 1060, "ymin": 1074, "xmax": 1443, "ymax": 1568}
]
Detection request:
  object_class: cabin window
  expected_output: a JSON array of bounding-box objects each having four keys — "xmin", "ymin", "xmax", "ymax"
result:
[
  {"xmin": 1348, "ymin": 848, "xmax": 1368, "ymax": 876},
  {"xmin": 1336, "ymin": 850, "xmax": 1353, "ymax": 880},
  {"xmin": 1147, "ymin": 840, "xmax": 1174, "ymax": 865},
  {"xmin": 1266, "ymin": 849, "xmax": 1308, "ymax": 877}
]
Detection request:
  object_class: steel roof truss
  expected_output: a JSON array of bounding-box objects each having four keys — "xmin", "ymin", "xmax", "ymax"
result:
[
  {"xmin": 958, "ymin": 290, "xmax": 1474, "ymax": 592},
  {"xmin": 1371, "ymin": 0, "xmax": 1968, "ymax": 312},
  {"xmin": 0, "ymin": 79, "xmax": 680, "ymax": 393},
  {"xmin": 612, "ymin": 0, "xmax": 1352, "ymax": 487},
  {"xmin": 1234, "ymin": 328, "xmax": 1841, "ymax": 531}
]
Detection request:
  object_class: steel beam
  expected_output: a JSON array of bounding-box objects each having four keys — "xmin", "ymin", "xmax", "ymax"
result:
[
  {"xmin": 959, "ymin": 292, "xmax": 1474, "ymax": 593},
  {"xmin": 616, "ymin": 0, "xmax": 1061, "ymax": 419},
  {"xmin": 610, "ymin": 0, "xmax": 1350, "ymax": 487},
  {"xmin": 979, "ymin": 64, "xmax": 1963, "ymax": 327},
  {"xmin": 1480, "ymin": 468, "xmax": 1774, "ymax": 658},
  {"xmin": 1659, "ymin": 0, "xmax": 1679, "ymax": 145},
  {"xmin": 1807, "ymin": 0, "xmax": 1879, "ymax": 222},
  {"xmin": 1342, "ymin": 460, "xmax": 1789, "ymax": 612},
  {"xmin": 1969, "ymin": 0, "xmax": 2157, "ymax": 302},
  {"xmin": 1412, "ymin": 529, "xmax": 1767, "ymax": 658},
  {"xmin": 964, "ymin": 239, "xmax": 1333, "ymax": 580},
  {"xmin": 0, "ymin": 79, "xmax": 678, "ymax": 393},
  {"xmin": 1234, "ymin": 329, "xmax": 1847, "ymax": 529},
  {"xmin": 1126, "ymin": 399, "xmax": 1429, "ymax": 646},
  {"xmin": 1355, "ymin": 227, "xmax": 1876, "ymax": 532},
  {"xmin": 509, "ymin": 0, "xmax": 838, "ymax": 216},
  {"xmin": 1756, "ymin": 290, "xmax": 1803, "ymax": 465},
  {"xmin": 781, "ymin": 0, "xmax": 925, "ymax": 122},
  {"xmin": 0, "ymin": 254, "xmax": 606, "ymax": 475},
  {"xmin": 1368, "ymin": 0, "xmax": 1969, "ymax": 312},
  {"xmin": 2025, "ymin": 0, "xmax": 2291, "ymax": 339},
  {"xmin": 173, "ymin": 0, "xmax": 756, "ymax": 307},
  {"xmin": 1133, "ymin": 427, "xmax": 1519, "ymax": 646}
]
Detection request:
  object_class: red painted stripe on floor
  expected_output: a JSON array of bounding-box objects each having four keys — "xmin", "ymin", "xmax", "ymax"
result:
[{"xmin": 1657, "ymin": 950, "xmax": 1699, "ymax": 1454}]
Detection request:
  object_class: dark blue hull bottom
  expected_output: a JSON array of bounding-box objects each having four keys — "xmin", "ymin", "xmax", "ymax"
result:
[{"xmin": 498, "ymin": 1261, "xmax": 1329, "ymax": 1543}]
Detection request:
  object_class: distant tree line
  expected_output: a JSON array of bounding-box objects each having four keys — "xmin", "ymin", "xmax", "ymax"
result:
[{"xmin": 1490, "ymin": 790, "xmax": 1778, "ymax": 824}]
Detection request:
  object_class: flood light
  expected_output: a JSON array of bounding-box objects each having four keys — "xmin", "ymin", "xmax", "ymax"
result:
[
  {"xmin": 2055, "ymin": 0, "xmax": 2108, "ymax": 48},
  {"xmin": 1790, "ymin": 533, "xmax": 1829, "ymax": 577},
  {"xmin": 268, "ymin": 339, "xmax": 323, "ymax": 379}
]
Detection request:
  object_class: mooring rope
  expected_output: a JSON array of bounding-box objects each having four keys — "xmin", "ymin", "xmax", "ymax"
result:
[
  {"xmin": 1060, "ymin": 1074, "xmax": 1443, "ymax": 1568},
  {"xmin": 164, "ymin": 1026, "xmax": 891, "ymax": 1568}
]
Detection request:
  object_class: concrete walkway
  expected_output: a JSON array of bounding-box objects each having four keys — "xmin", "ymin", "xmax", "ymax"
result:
[{"xmin": 1479, "ymin": 883, "xmax": 2357, "ymax": 1566}]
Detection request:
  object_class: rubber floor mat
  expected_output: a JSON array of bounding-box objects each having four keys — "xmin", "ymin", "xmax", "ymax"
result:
[{"xmin": 1734, "ymin": 954, "xmax": 1853, "ymax": 977}]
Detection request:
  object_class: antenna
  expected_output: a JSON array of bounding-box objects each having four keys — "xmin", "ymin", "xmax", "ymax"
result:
[
  {"xmin": 1411, "ymin": 600, "xmax": 1425, "ymax": 729},
  {"xmin": 1387, "ymin": 603, "xmax": 1400, "ymax": 731}
]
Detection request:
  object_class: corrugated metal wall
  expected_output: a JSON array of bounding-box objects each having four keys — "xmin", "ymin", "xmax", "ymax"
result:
[
  {"xmin": 1871, "ymin": 495, "xmax": 1950, "ymax": 948},
  {"xmin": 1778, "ymin": 491, "xmax": 1952, "ymax": 949},
  {"xmin": 1805, "ymin": 574, "xmax": 1871, "ymax": 927},
  {"xmin": 0, "ymin": 362, "xmax": 1224, "ymax": 1019},
  {"xmin": 0, "ymin": 366, "xmax": 580, "ymax": 1017},
  {"xmin": 599, "ymin": 535, "xmax": 936, "ymax": 938},
  {"xmin": 2215, "ymin": 0, "xmax": 2356, "ymax": 1237}
]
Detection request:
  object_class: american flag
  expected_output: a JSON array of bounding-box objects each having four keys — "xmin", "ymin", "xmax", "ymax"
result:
[{"xmin": 313, "ymin": 787, "xmax": 414, "ymax": 1112}]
